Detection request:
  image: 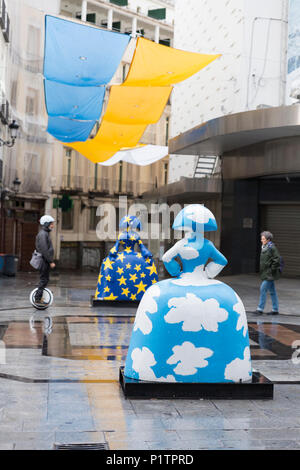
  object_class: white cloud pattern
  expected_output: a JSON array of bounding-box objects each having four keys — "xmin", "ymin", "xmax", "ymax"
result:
[
  {"xmin": 133, "ymin": 285, "xmax": 160, "ymax": 335},
  {"xmin": 233, "ymin": 295, "xmax": 248, "ymax": 337},
  {"xmin": 171, "ymin": 265, "xmax": 221, "ymax": 287},
  {"xmin": 224, "ymin": 346, "xmax": 252, "ymax": 382},
  {"xmin": 131, "ymin": 347, "xmax": 176, "ymax": 382},
  {"xmin": 167, "ymin": 341, "xmax": 213, "ymax": 375},
  {"xmin": 165, "ymin": 293, "xmax": 228, "ymax": 332},
  {"xmin": 185, "ymin": 205, "xmax": 214, "ymax": 225}
]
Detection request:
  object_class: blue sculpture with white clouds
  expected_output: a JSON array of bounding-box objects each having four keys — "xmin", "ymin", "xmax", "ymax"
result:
[{"xmin": 124, "ymin": 204, "xmax": 252, "ymax": 383}]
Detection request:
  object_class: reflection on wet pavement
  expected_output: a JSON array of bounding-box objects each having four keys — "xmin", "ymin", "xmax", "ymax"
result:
[
  {"xmin": 1, "ymin": 273, "xmax": 300, "ymax": 450},
  {"xmin": 1, "ymin": 315, "xmax": 300, "ymax": 384}
]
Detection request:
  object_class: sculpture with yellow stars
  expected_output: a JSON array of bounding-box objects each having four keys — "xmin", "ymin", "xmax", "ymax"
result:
[{"xmin": 94, "ymin": 215, "xmax": 158, "ymax": 302}]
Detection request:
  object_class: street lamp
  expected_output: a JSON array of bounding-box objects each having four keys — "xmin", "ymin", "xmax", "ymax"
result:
[
  {"xmin": 12, "ymin": 177, "xmax": 21, "ymax": 193},
  {"xmin": 0, "ymin": 120, "xmax": 19, "ymax": 147}
]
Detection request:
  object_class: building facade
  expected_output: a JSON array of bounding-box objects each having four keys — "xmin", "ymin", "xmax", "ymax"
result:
[
  {"xmin": 1, "ymin": 0, "xmax": 174, "ymax": 272},
  {"xmin": 169, "ymin": 0, "xmax": 300, "ymax": 278}
]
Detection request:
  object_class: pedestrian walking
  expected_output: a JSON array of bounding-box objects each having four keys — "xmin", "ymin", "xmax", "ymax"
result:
[
  {"xmin": 255, "ymin": 231, "xmax": 281, "ymax": 315},
  {"xmin": 35, "ymin": 215, "xmax": 55, "ymax": 307}
]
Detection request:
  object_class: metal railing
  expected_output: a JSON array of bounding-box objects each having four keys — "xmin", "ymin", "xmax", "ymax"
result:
[
  {"xmin": 88, "ymin": 177, "xmax": 110, "ymax": 193},
  {"xmin": 61, "ymin": 175, "xmax": 84, "ymax": 191}
]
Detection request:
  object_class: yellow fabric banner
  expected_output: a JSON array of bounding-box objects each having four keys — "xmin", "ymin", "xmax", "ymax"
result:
[
  {"xmin": 104, "ymin": 85, "xmax": 172, "ymax": 124},
  {"xmin": 68, "ymin": 120, "xmax": 147, "ymax": 163},
  {"xmin": 124, "ymin": 37, "xmax": 221, "ymax": 87}
]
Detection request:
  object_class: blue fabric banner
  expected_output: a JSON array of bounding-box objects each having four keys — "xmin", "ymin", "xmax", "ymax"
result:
[
  {"xmin": 44, "ymin": 80, "xmax": 105, "ymax": 120},
  {"xmin": 43, "ymin": 15, "xmax": 131, "ymax": 142},
  {"xmin": 47, "ymin": 116, "xmax": 96, "ymax": 143},
  {"xmin": 44, "ymin": 15, "xmax": 130, "ymax": 86}
]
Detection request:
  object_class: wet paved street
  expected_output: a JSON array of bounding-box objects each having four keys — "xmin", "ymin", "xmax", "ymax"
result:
[{"xmin": 0, "ymin": 271, "xmax": 300, "ymax": 450}]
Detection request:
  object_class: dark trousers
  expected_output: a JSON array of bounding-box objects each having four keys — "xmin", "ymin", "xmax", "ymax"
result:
[{"xmin": 36, "ymin": 260, "xmax": 50, "ymax": 300}]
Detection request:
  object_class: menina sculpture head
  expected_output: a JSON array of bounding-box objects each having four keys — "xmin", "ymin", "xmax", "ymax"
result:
[
  {"xmin": 119, "ymin": 215, "xmax": 142, "ymax": 231},
  {"xmin": 173, "ymin": 204, "xmax": 217, "ymax": 234}
]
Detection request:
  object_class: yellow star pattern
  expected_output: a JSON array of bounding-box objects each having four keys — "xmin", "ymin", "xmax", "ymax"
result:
[
  {"xmin": 103, "ymin": 258, "xmax": 114, "ymax": 271},
  {"xmin": 117, "ymin": 275, "xmax": 127, "ymax": 286},
  {"xmin": 126, "ymin": 263, "xmax": 131, "ymax": 269},
  {"xmin": 117, "ymin": 253, "xmax": 125, "ymax": 263},
  {"xmin": 105, "ymin": 292, "xmax": 118, "ymax": 300},
  {"xmin": 134, "ymin": 264, "xmax": 141, "ymax": 272},
  {"xmin": 97, "ymin": 273, "xmax": 103, "ymax": 284},
  {"xmin": 116, "ymin": 267, "xmax": 124, "ymax": 275},
  {"xmin": 140, "ymin": 272, "xmax": 146, "ymax": 278},
  {"xmin": 94, "ymin": 288, "xmax": 100, "ymax": 299},
  {"xmin": 110, "ymin": 246, "xmax": 117, "ymax": 254},
  {"xmin": 124, "ymin": 247, "xmax": 132, "ymax": 254},
  {"xmin": 146, "ymin": 257, "xmax": 151, "ymax": 264},
  {"xmin": 146, "ymin": 263, "xmax": 157, "ymax": 276},
  {"xmin": 104, "ymin": 286, "xmax": 110, "ymax": 293},
  {"xmin": 121, "ymin": 287, "xmax": 130, "ymax": 297},
  {"xmin": 136, "ymin": 253, "xmax": 142, "ymax": 259},
  {"xmin": 130, "ymin": 235, "xmax": 136, "ymax": 241},
  {"xmin": 129, "ymin": 273, "xmax": 138, "ymax": 283},
  {"xmin": 105, "ymin": 274, "xmax": 111, "ymax": 282},
  {"xmin": 135, "ymin": 280, "xmax": 147, "ymax": 294},
  {"xmin": 151, "ymin": 279, "xmax": 157, "ymax": 284},
  {"xmin": 130, "ymin": 294, "xmax": 137, "ymax": 300}
]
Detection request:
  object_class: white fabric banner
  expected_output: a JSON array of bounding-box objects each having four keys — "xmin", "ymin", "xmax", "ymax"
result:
[{"xmin": 98, "ymin": 145, "xmax": 169, "ymax": 166}]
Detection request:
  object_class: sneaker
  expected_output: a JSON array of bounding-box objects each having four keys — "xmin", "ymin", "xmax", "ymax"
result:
[
  {"xmin": 35, "ymin": 299, "xmax": 48, "ymax": 306},
  {"xmin": 254, "ymin": 310, "xmax": 263, "ymax": 315},
  {"xmin": 266, "ymin": 311, "xmax": 279, "ymax": 315}
]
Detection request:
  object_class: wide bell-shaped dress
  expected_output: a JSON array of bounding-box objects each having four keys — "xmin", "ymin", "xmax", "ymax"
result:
[
  {"xmin": 94, "ymin": 230, "xmax": 158, "ymax": 302},
  {"xmin": 124, "ymin": 235, "xmax": 252, "ymax": 383}
]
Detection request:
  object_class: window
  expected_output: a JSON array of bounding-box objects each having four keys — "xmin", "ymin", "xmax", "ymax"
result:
[
  {"xmin": 165, "ymin": 116, "xmax": 169, "ymax": 146},
  {"xmin": 26, "ymin": 88, "xmax": 38, "ymax": 116},
  {"xmin": 89, "ymin": 206, "xmax": 98, "ymax": 231},
  {"xmin": 27, "ymin": 25, "xmax": 40, "ymax": 58},
  {"xmin": 61, "ymin": 208, "xmax": 74, "ymax": 230},
  {"xmin": 93, "ymin": 163, "xmax": 98, "ymax": 190},
  {"xmin": 148, "ymin": 8, "xmax": 166, "ymax": 20},
  {"xmin": 23, "ymin": 153, "xmax": 41, "ymax": 192},
  {"xmin": 164, "ymin": 162, "xmax": 168, "ymax": 185},
  {"xmin": 110, "ymin": 0, "xmax": 128, "ymax": 6},
  {"xmin": 65, "ymin": 148, "xmax": 72, "ymax": 187},
  {"xmin": 10, "ymin": 80, "xmax": 17, "ymax": 107}
]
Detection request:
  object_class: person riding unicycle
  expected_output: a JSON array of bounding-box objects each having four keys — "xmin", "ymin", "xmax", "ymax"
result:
[{"xmin": 35, "ymin": 215, "xmax": 55, "ymax": 307}]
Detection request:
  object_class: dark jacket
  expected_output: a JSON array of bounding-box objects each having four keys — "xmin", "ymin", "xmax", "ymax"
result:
[
  {"xmin": 35, "ymin": 226, "xmax": 54, "ymax": 264},
  {"xmin": 259, "ymin": 242, "xmax": 280, "ymax": 281}
]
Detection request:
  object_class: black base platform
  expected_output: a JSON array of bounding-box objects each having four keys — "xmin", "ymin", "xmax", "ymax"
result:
[
  {"xmin": 91, "ymin": 296, "xmax": 140, "ymax": 308},
  {"xmin": 119, "ymin": 367, "xmax": 274, "ymax": 400}
]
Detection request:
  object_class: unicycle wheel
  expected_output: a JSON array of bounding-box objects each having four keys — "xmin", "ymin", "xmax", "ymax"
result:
[{"xmin": 30, "ymin": 288, "xmax": 53, "ymax": 310}]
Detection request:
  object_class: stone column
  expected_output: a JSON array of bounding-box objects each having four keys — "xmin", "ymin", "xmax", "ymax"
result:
[
  {"xmin": 154, "ymin": 25, "xmax": 160, "ymax": 43},
  {"xmin": 107, "ymin": 8, "xmax": 113, "ymax": 30},
  {"xmin": 81, "ymin": 0, "xmax": 87, "ymax": 22}
]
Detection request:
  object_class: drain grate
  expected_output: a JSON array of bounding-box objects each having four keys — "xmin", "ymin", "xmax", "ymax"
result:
[{"xmin": 53, "ymin": 442, "xmax": 109, "ymax": 450}]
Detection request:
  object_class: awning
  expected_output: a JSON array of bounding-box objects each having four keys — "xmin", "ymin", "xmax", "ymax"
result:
[{"xmin": 169, "ymin": 105, "xmax": 300, "ymax": 157}]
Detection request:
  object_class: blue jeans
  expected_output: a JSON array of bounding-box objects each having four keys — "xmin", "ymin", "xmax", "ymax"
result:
[{"xmin": 258, "ymin": 280, "xmax": 279, "ymax": 312}]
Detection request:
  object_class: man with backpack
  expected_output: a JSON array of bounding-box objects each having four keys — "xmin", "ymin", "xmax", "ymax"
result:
[{"xmin": 255, "ymin": 231, "xmax": 281, "ymax": 316}]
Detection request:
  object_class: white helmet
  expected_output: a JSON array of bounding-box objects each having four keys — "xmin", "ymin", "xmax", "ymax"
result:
[{"xmin": 40, "ymin": 215, "xmax": 55, "ymax": 226}]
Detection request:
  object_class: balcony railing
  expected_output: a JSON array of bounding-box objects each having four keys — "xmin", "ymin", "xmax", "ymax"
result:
[
  {"xmin": 88, "ymin": 177, "xmax": 110, "ymax": 194},
  {"xmin": 61, "ymin": 175, "xmax": 83, "ymax": 191},
  {"xmin": 54, "ymin": 175, "xmax": 157, "ymax": 196}
]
